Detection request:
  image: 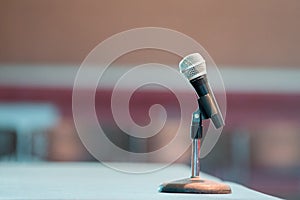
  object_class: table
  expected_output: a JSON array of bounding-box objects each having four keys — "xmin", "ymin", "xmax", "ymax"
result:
[{"xmin": 0, "ymin": 162, "xmax": 282, "ymax": 199}]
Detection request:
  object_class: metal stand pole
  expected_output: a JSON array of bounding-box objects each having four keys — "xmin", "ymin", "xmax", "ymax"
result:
[
  {"xmin": 190, "ymin": 109, "xmax": 203, "ymax": 178},
  {"xmin": 191, "ymin": 138, "xmax": 201, "ymax": 177}
]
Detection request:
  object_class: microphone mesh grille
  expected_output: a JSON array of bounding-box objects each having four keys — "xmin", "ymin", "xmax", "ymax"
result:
[{"xmin": 179, "ymin": 53, "xmax": 206, "ymax": 80}]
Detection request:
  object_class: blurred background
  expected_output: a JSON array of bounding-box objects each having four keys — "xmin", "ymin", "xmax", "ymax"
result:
[{"xmin": 0, "ymin": 0, "xmax": 300, "ymax": 199}]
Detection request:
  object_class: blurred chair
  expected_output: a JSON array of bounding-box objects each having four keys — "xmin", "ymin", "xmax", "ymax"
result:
[
  {"xmin": 0, "ymin": 129, "xmax": 16, "ymax": 160},
  {"xmin": 0, "ymin": 103, "xmax": 60, "ymax": 161}
]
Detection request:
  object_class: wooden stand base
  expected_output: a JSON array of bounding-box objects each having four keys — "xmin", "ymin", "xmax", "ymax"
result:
[{"xmin": 159, "ymin": 177, "xmax": 231, "ymax": 194}]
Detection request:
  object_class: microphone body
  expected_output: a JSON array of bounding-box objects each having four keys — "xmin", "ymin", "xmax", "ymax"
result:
[{"xmin": 179, "ymin": 53, "xmax": 224, "ymax": 129}]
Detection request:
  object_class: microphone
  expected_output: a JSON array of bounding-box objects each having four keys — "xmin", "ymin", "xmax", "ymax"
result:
[
  {"xmin": 159, "ymin": 53, "xmax": 231, "ymax": 195},
  {"xmin": 179, "ymin": 53, "xmax": 225, "ymax": 129}
]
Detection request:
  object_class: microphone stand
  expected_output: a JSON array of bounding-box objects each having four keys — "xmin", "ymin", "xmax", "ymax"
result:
[{"xmin": 159, "ymin": 98, "xmax": 231, "ymax": 194}]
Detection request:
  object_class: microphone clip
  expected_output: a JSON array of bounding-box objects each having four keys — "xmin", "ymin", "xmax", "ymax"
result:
[{"xmin": 190, "ymin": 98, "xmax": 209, "ymax": 139}]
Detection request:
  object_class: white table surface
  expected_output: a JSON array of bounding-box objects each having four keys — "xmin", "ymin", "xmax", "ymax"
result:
[{"xmin": 0, "ymin": 162, "xmax": 282, "ymax": 200}]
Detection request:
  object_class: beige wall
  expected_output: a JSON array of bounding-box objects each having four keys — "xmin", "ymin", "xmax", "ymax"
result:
[{"xmin": 0, "ymin": 0, "xmax": 299, "ymax": 67}]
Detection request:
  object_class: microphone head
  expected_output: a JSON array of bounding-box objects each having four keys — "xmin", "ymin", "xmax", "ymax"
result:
[{"xmin": 179, "ymin": 53, "xmax": 207, "ymax": 81}]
